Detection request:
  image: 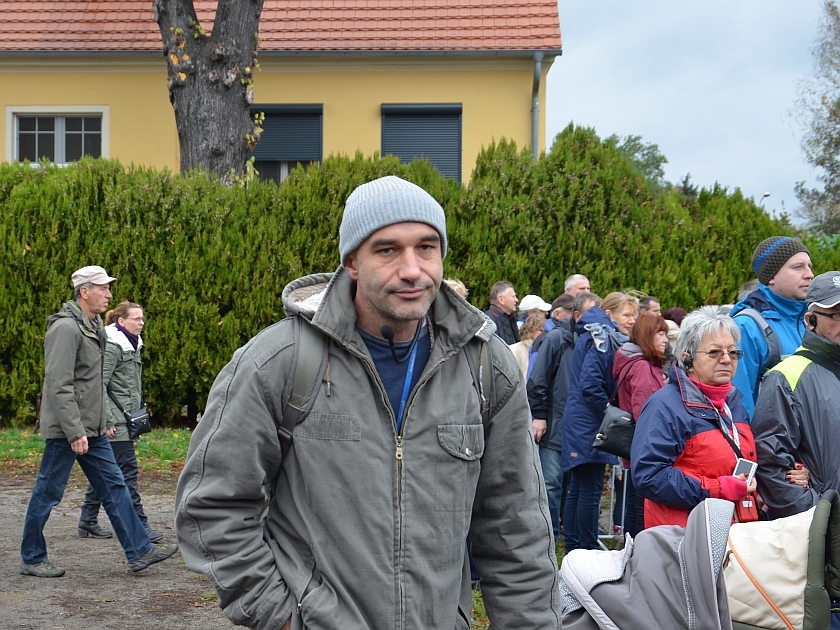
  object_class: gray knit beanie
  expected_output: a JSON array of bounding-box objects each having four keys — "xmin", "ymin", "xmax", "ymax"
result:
[
  {"xmin": 751, "ymin": 236, "xmax": 810, "ymax": 285},
  {"xmin": 339, "ymin": 176, "xmax": 448, "ymax": 263}
]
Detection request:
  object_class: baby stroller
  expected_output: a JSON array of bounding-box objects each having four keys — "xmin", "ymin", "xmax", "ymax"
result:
[
  {"xmin": 559, "ymin": 491, "xmax": 840, "ymax": 630},
  {"xmin": 560, "ymin": 498, "xmax": 735, "ymax": 629},
  {"xmin": 726, "ymin": 489, "xmax": 840, "ymax": 630}
]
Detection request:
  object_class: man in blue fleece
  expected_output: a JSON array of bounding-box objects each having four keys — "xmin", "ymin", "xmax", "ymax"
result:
[{"xmin": 729, "ymin": 236, "xmax": 814, "ymax": 417}]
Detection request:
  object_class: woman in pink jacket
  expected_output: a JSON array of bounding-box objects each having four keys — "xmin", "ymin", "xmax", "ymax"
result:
[{"xmin": 611, "ymin": 312, "xmax": 669, "ymax": 536}]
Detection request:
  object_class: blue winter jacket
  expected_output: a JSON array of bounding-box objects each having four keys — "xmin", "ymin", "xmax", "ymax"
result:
[
  {"xmin": 729, "ymin": 285, "xmax": 807, "ymax": 417},
  {"xmin": 560, "ymin": 307, "xmax": 621, "ymax": 472}
]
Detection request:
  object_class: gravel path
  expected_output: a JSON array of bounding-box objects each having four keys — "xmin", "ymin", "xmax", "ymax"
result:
[{"xmin": 0, "ymin": 469, "xmax": 230, "ymax": 629}]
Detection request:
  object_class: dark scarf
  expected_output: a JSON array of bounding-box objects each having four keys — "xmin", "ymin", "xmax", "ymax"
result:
[
  {"xmin": 115, "ymin": 322, "xmax": 139, "ymax": 350},
  {"xmin": 689, "ymin": 377, "xmax": 731, "ymax": 412}
]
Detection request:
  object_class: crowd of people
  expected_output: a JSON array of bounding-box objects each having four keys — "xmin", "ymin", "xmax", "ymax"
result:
[
  {"xmin": 19, "ymin": 171, "xmax": 840, "ymax": 628},
  {"xmin": 498, "ymin": 235, "xmax": 837, "ymax": 561}
]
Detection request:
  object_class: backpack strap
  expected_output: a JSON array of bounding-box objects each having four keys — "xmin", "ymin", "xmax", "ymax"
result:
[
  {"xmin": 464, "ymin": 337, "xmax": 494, "ymax": 435},
  {"xmin": 278, "ymin": 315, "xmax": 330, "ymax": 456},
  {"xmin": 737, "ymin": 308, "xmax": 782, "ymax": 378},
  {"xmin": 260, "ymin": 316, "xmax": 330, "ymax": 524}
]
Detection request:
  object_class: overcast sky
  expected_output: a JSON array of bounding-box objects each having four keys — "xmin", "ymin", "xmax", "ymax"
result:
[{"xmin": 546, "ymin": 2, "xmax": 825, "ymax": 221}]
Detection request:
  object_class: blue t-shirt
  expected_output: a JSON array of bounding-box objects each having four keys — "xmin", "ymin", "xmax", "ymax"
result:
[{"xmin": 358, "ymin": 324, "xmax": 431, "ymax": 433}]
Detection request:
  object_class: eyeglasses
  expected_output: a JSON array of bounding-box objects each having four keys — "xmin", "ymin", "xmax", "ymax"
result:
[
  {"xmin": 124, "ymin": 317, "xmax": 145, "ymax": 323},
  {"xmin": 812, "ymin": 311, "xmax": 840, "ymax": 322},
  {"xmin": 696, "ymin": 349, "xmax": 744, "ymax": 361}
]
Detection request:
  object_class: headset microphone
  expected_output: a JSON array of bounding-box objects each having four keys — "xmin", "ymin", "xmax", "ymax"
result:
[
  {"xmin": 810, "ymin": 314, "xmax": 818, "ymax": 328},
  {"xmin": 683, "ymin": 355, "xmax": 694, "ymax": 370},
  {"xmin": 381, "ymin": 320, "xmax": 423, "ymax": 364}
]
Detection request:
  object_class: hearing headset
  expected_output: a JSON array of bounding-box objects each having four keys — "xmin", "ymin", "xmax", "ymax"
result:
[
  {"xmin": 809, "ymin": 313, "xmax": 818, "ymax": 329},
  {"xmin": 683, "ymin": 355, "xmax": 694, "ymax": 370}
]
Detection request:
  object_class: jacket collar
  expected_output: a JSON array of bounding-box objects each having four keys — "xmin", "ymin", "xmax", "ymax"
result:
[
  {"xmin": 802, "ymin": 329, "xmax": 840, "ymax": 364},
  {"xmin": 309, "ymin": 266, "xmax": 494, "ymax": 361},
  {"xmin": 106, "ymin": 324, "xmax": 143, "ymax": 352},
  {"xmin": 60, "ymin": 300, "xmax": 105, "ymax": 345},
  {"xmin": 668, "ymin": 362, "xmax": 743, "ymax": 416},
  {"xmin": 731, "ymin": 284, "xmax": 807, "ymax": 322},
  {"xmin": 488, "ymin": 303, "xmax": 514, "ymax": 321}
]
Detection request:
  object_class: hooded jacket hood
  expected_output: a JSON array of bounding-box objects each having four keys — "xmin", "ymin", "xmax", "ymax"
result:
[
  {"xmin": 47, "ymin": 300, "xmax": 99, "ymax": 333},
  {"xmin": 574, "ymin": 305, "xmax": 614, "ymax": 334},
  {"xmin": 614, "ymin": 341, "xmax": 644, "ymax": 364},
  {"xmin": 106, "ymin": 323, "xmax": 143, "ymax": 352},
  {"xmin": 281, "ymin": 267, "xmax": 497, "ymax": 351}
]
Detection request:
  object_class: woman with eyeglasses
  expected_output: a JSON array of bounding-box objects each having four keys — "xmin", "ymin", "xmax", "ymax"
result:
[
  {"xmin": 611, "ymin": 312, "xmax": 670, "ymax": 536},
  {"xmin": 77, "ymin": 301, "xmax": 164, "ymax": 543},
  {"xmin": 630, "ymin": 306, "xmax": 761, "ymax": 528}
]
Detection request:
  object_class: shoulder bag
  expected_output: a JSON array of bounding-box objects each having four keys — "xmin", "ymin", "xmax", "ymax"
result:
[
  {"xmin": 106, "ymin": 389, "xmax": 151, "ymax": 440},
  {"xmin": 592, "ymin": 359, "xmax": 638, "ymax": 460}
]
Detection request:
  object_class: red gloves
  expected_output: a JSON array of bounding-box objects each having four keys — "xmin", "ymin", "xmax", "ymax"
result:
[{"xmin": 718, "ymin": 475, "xmax": 748, "ymax": 502}]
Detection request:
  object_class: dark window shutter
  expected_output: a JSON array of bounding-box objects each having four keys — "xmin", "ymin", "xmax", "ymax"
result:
[
  {"xmin": 249, "ymin": 105, "xmax": 322, "ymax": 163},
  {"xmin": 381, "ymin": 104, "xmax": 462, "ymax": 181}
]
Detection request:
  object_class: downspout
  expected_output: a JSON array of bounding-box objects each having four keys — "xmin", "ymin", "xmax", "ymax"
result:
[{"xmin": 532, "ymin": 51, "xmax": 544, "ymax": 161}]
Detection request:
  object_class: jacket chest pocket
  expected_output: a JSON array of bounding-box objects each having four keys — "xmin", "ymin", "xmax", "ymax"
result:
[{"xmin": 434, "ymin": 424, "xmax": 484, "ymax": 512}]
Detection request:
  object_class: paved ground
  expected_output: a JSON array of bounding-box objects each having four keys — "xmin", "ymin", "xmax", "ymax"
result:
[{"xmin": 0, "ymin": 468, "xmax": 230, "ymax": 629}]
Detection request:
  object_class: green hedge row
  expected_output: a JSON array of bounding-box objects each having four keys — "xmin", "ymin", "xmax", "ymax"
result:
[{"xmin": 0, "ymin": 124, "xmax": 832, "ymax": 427}]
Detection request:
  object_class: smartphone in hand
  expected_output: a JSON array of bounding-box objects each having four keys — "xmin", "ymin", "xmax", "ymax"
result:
[{"xmin": 733, "ymin": 458, "xmax": 758, "ymax": 486}]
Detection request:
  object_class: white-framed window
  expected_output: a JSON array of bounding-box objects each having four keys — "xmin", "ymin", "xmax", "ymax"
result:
[{"xmin": 5, "ymin": 106, "xmax": 109, "ymax": 164}]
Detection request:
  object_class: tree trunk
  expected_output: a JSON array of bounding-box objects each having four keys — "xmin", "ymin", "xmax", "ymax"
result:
[{"xmin": 153, "ymin": 0, "xmax": 264, "ymax": 183}]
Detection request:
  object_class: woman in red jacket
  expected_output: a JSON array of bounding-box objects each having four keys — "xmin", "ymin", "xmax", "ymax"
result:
[{"xmin": 611, "ymin": 312, "xmax": 669, "ymax": 536}]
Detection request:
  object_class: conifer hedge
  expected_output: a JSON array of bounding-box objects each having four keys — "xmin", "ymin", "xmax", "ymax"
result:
[{"xmin": 0, "ymin": 124, "xmax": 833, "ymax": 428}]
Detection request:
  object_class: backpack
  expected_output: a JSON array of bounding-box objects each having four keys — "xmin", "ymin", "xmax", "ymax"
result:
[
  {"xmin": 737, "ymin": 308, "xmax": 783, "ymax": 379},
  {"xmin": 273, "ymin": 314, "xmax": 494, "ymax": 461}
]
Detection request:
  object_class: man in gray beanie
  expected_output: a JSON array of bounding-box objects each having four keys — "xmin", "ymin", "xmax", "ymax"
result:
[
  {"xmin": 176, "ymin": 175, "xmax": 561, "ymax": 630},
  {"xmin": 730, "ymin": 235, "xmax": 814, "ymax": 416}
]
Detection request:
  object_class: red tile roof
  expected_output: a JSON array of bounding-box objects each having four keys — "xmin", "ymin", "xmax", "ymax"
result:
[{"xmin": 0, "ymin": 1, "xmax": 561, "ymax": 53}]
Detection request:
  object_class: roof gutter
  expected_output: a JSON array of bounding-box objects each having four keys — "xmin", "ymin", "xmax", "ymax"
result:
[
  {"xmin": 0, "ymin": 48, "xmax": 563, "ymax": 59},
  {"xmin": 531, "ymin": 51, "xmax": 544, "ymax": 161}
]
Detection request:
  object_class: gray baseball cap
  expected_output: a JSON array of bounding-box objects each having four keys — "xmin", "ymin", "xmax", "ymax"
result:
[
  {"xmin": 71, "ymin": 266, "xmax": 116, "ymax": 288},
  {"xmin": 806, "ymin": 271, "xmax": 840, "ymax": 310}
]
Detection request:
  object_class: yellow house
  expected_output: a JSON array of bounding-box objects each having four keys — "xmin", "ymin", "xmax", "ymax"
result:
[{"xmin": 0, "ymin": 0, "xmax": 562, "ymax": 183}]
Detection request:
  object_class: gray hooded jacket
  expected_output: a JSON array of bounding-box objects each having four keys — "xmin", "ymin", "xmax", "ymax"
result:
[{"xmin": 175, "ymin": 269, "xmax": 560, "ymax": 630}]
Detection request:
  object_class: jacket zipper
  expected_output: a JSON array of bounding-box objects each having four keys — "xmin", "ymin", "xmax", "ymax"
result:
[{"xmin": 347, "ymin": 344, "xmax": 451, "ymax": 630}]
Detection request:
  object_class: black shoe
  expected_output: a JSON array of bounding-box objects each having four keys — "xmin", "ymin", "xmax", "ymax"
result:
[
  {"xmin": 20, "ymin": 560, "xmax": 66, "ymax": 577},
  {"xmin": 130, "ymin": 544, "xmax": 178, "ymax": 573},
  {"xmin": 78, "ymin": 522, "xmax": 113, "ymax": 539},
  {"xmin": 145, "ymin": 528, "xmax": 164, "ymax": 543}
]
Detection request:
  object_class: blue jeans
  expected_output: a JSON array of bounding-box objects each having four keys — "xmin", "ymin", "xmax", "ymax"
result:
[
  {"xmin": 21, "ymin": 436, "xmax": 152, "ymax": 564},
  {"xmin": 539, "ymin": 446, "xmax": 564, "ymax": 538},
  {"xmin": 80, "ymin": 440, "xmax": 149, "ymax": 528},
  {"xmin": 564, "ymin": 463, "xmax": 605, "ymax": 552}
]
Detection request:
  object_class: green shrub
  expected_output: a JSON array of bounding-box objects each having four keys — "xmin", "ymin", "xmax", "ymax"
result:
[
  {"xmin": 0, "ymin": 127, "xmax": 833, "ymax": 429},
  {"xmin": 0, "ymin": 154, "xmax": 457, "ymax": 427},
  {"xmin": 448, "ymin": 124, "xmax": 794, "ymax": 309}
]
